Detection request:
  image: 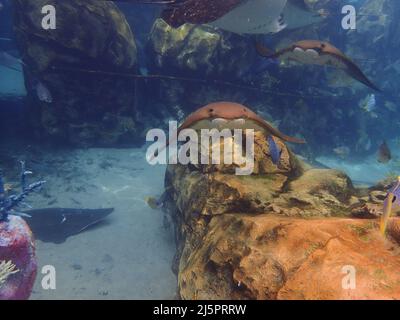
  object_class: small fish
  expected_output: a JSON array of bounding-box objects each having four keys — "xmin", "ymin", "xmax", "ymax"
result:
[
  {"xmin": 364, "ymin": 138, "xmax": 372, "ymax": 152},
  {"xmin": 4, "ymin": 183, "xmax": 12, "ymax": 193},
  {"xmin": 333, "ymin": 146, "xmax": 350, "ymax": 159},
  {"xmin": 378, "ymin": 141, "xmax": 392, "ymax": 164},
  {"xmin": 34, "ymin": 80, "xmax": 53, "ymax": 103},
  {"xmin": 145, "ymin": 187, "xmax": 173, "ymax": 209},
  {"xmin": 388, "ymin": 180, "xmax": 400, "ymax": 205},
  {"xmin": 361, "ymin": 94, "xmax": 376, "ymax": 113},
  {"xmin": 268, "ymin": 135, "xmax": 282, "ymax": 165}
]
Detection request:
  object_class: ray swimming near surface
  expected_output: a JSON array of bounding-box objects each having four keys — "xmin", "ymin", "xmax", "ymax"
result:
[{"xmin": 255, "ymin": 40, "xmax": 381, "ymax": 91}]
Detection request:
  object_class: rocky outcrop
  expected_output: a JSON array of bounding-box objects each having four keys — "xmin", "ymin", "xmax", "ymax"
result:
[
  {"xmin": 148, "ymin": 19, "xmax": 255, "ymax": 79},
  {"xmin": 164, "ymin": 131, "xmax": 400, "ymax": 299},
  {"xmin": 143, "ymin": 18, "xmax": 257, "ymax": 124},
  {"xmin": 13, "ymin": 0, "xmax": 140, "ymax": 146}
]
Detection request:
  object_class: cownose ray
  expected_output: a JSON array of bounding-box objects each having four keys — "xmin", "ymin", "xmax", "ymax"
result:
[
  {"xmin": 255, "ymin": 40, "xmax": 381, "ymax": 91},
  {"xmin": 23, "ymin": 207, "xmax": 114, "ymax": 243},
  {"xmin": 159, "ymin": 0, "xmax": 324, "ymax": 33},
  {"xmin": 150, "ymin": 101, "xmax": 305, "ymax": 160},
  {"xmin": 177, "ymin": 102, "xmax": 304, "ymax": 142}
]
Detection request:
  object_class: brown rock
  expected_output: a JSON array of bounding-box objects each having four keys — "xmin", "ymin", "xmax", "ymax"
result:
[
  {"xmin": 179, "ymin": 214, "xmax": 400, "ymax": 300},
  {"xmin": 162, "ymin": 126, "xmax": 392, "ymax": 300},
  {"xmin": 351, "ymin": 203, "xmax": 382, "ymax": 219},
  {"xmin": 165, "ymin": 131, "xmax": 301, "ymax": 222}
]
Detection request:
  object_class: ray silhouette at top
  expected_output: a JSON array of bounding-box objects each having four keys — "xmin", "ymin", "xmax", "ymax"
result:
[
  {"xmin": 117, "ymin": 0, "xmax": 246, "ymax": 27},
  {"xmin": 119, "ymin": 0, "xmax": 323, "ymax": 35}
]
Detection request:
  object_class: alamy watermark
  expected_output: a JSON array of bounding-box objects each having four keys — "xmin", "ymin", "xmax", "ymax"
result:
[
  {"xmin": 342, "ymin": 5, "xmax": 357, "ymax": 30},
  {"xmin": 146, "ymin": 121, "xmax": 255, "ymax": 176},
  {"xmin": 41, "ymin": 5, "xmax": 56, "ymax": 30},
  {"xmin": 341, "ymin": 265, "xmax": 356, "ymax": 290},
  {"xmin": 41, "ymin": 265, "xmax": 56, "ymax": 290}
]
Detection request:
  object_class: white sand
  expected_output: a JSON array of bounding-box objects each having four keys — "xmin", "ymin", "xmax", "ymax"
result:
[{"xmin": 28, "ymin": 147, "xmax": 177, "ymax": 299}]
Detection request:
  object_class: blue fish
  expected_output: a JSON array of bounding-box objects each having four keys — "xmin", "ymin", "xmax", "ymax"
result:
[
  {"xmin": 388, "ymin": 180, "xmax": 400, "ymax": 205},
  {"xmin": 268, "ymin": 135, "xmax": 282, "ymax": 166}
]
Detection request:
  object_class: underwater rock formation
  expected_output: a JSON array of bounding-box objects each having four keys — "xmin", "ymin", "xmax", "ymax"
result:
[
  {"xmin": 0, "ymin": 216, "xmax": 37, "ymax": 300},
  {"xmin": 178, "ymin": 214, "xmax": 400, "ymax": 300},
  {"xmin": 148, "ymin": 19, "xmax": 254, "ymax": 79},
  {"xmin": 164, "ymin": 128, "xmax": 400, "ymax": 299},
  {"xmin": 143, "ymin": 18, "xmax": 257, "ymax": 123},
  {"xmin": 12, "ymin": 0, "xmax": 140, "ymax": 146}
]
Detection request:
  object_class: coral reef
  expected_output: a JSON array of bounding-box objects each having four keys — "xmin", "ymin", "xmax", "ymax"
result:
[
  {"xmin": 12, "ymin": 0, "xmax": 140, "ymax": 146},
  {"xmin": 0, "ymin": 164, "xmax": 42, "ymax": 299},
  {"xmin": 164, "ymin": 131, "xmax": 400, "ymax": 299},
  {"xmin": 0, "ymin": 216, "xmax": 37, "ymax": 300}
]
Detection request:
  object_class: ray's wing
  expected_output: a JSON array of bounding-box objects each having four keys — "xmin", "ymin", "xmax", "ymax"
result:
[
  {"xmin": 342, "ymin": 58, "xmax": 381, "ymax": 92},
  {"xmin": 322, "ymin": 51, "xmax": 381, "ymax": 92}
]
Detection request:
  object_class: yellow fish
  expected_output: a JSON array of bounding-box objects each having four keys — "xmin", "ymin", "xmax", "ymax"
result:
[{"xmin": 145, "ymin": 197, "xmax": 162, "ymax": 210}]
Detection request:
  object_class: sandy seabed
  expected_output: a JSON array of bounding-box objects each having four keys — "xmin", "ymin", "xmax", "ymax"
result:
[{"xmin": 21, "ymin": 147, "xmax": 177, "ymax": 300}]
